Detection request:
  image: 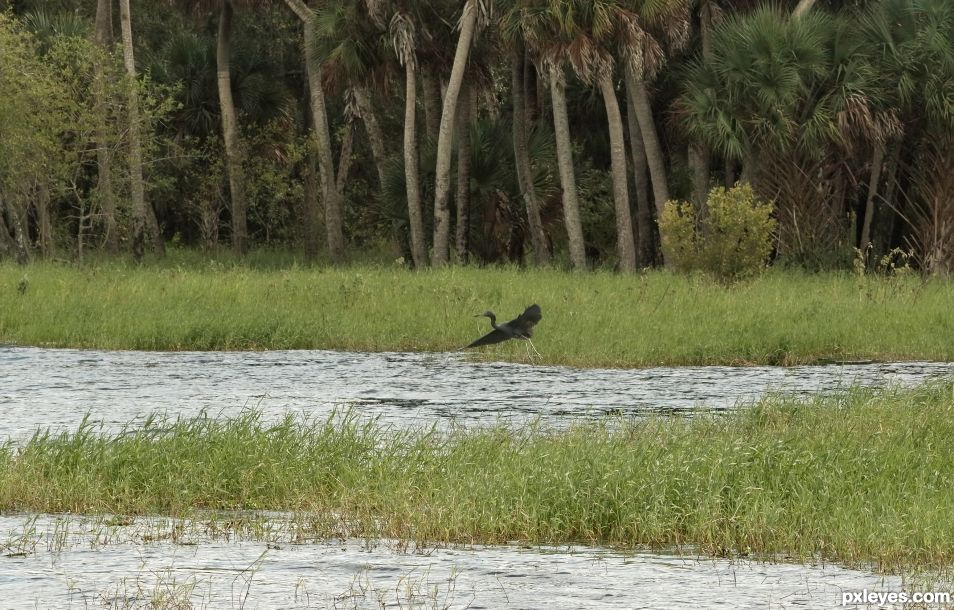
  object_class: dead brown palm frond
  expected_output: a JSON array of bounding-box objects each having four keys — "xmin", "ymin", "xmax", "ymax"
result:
[
  {"xmin": 388, "ymin": 12, "xmax": 415, "ymax": 68},
  {"xmin": 616, "ymin": 12, "xmax": 664, "ymax": 80},
  {"xmin": 894, "ymin": 137, "xmax": 954, "ymax": 274}
]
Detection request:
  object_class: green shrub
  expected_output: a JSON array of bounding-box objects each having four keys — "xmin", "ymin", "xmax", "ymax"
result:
[{"xmin": 660, "ymin": 183, "xmax": 776, "ymax": 281}]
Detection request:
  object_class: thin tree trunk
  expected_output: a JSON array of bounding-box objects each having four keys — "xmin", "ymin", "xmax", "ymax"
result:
[
  {"xmin": 625, "ymin": 76, "xmax": 653, "ymax": 267},
  {"xmin": 454, "ymin": 83, "xmax": 471, "ymax": 263},
  {"xmin": 598, "ymin": 72, "xmax": 637, "ymax": 273},
  {"xmin": 725, "ymin": 159, "xmax": 737, "ymax": 187},
  {"xmin": 286, "ymin": 0, "xmax": 344, "ymax": 262},
  {"xmin": 335, "ymin": 122, "xmax": 354, "ymax": 196},
  {"xmin": 689, "ymin": 145, "xmax": 709, "ymax": 213},
  {"xmin": 549, "ymin": 67, "xmax": 586, "ymax": 270},
  {"xmin": 118, "ymin": 0, "xmax": 148, "ymax": 260},
  {"xmin": 691, "ymin": 2, "xmax": 714, "ymax": 216},
  {"xmin": 625, "ymin": 66, "xmax": 670, "ymax": 219},
  {"xmin": 352, "ymin": 85, "xmax": 387, "ymax": 188},
  {"xmin": 421, "ymin": 69, "xmax": 441, "ymax": 144},
  {"xmin": 300, "ymin": 61, "xmax": 320, "ymax": 261},
  {"xmin": 94, "ymin": 0, "xmax": 118, "ymax": 252},
  {"xmin": 8, "ymin": 193, "xmax": 30, "ymax": 265},
  {"xmin": 217, "ymin": 1, "xmax": 248, "ymax": 256},
  {"xmin": 303, "ymin": 145, "xmax": 320, "ymax": 260},
  {"xmin": 36, "ymin": 182, "xmax": 53, "ymax": 258},
  {"xmin": 524, "ymin": 51, "xmax": 538, "ymax": 122},
  {"xmin": 432, "ymin": 0, "xmax": 478, "ymax": 266},
  {"xmin": 860, "ymin": 142, "xmax": 885, "ymax": 249},
  {"xmin": 404, "ymin": 60, "xmax": 428, "ymax": 268},
  {"xmin": 513, "ymin": 51, "xmax": 550, "ymax": 265},
  {"xmin": 0, "ymin": 198, "xmax": 14, "ymax": 259}
]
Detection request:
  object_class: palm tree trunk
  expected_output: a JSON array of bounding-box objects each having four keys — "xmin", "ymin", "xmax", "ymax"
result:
[
  {"xmin": 217, "ymin": 0, "xmax": 249, "ymax": 256},
  {"xmin": 352, "ymin": 86, "xmax": 387, "ymax": 188},
  {"xmin": 404, "ymin": 60, "xmax": 428, "ymax": 268},
  {"xmin": 625, "ymin": 65, "xmax": 670, "ymax": 219},
  {"xmin": 303, "ymin": 146, "xmax": 320, "ymax": 261},
  {"xmin": 118, "ymin": 0, "xmax": 148, "ymax": 260},
  {"xmin": 549, "ymin": 67, "xmax": 586, "ymax": 270},
  {"xmin": 94, "ymin": 0, "xmax": 118, "ymax": 252},
  {"xmin": 432, "ymin": 0, "xmax": 478, "ymax": 266},
  {"xmin": 689, "ymin": 144, "xmax": 709, "ymax": 213},
  {"xmin": 793, "ymin": 0, "xmax": 818, "ymax": 18},
  {"xmin": 625, "ymin": 76, "xmax": 653, "ymax": 267},
  {"xmin": 598, "ymin": 72, "xmax": 637, "ymax": 272},
  {"xmin": 335, "ymin": 122, "xmax": 354, "ymax": 196},
  {"xmin": 860, "ymin": 142, "xmax": 885, "ymax": 249},
  {"xmin": 512, "ymin": 51, "xmax": 550, "ymax": 265},
  {"xmin": 286, "ymin": 0, "xmax": 344, "ymax": 262},
  {"xmin": 454, "ymin": 83, "xmax": 472, "ymax": 264}
]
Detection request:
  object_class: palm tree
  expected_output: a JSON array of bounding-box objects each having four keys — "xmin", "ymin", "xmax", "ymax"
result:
[
  {"xmin": 94, "ymin": 0, "xmax": 118, "ymax": 252},
  {"xmin": 314, "ymin": 0, "xmax": 392, "ymax": 190},
  {"xmin": 385, "ymin": 9, "xmax": 428, "ymax": 267},
  {"xmin": 546, "ymin": 64, "xmax": 587, "ymax": 269},
  {"xmin": 431, "ymin": 0, "xmax": 488, "ymax": 266},
  {"xmin": 678, "ymin": 6, "xmax": 884, "ymax": 260},
  {"xmin": 216, "ymin": 0, "xmax": 249, "ymax": 255},
  {"xmin": 284, "ymin": 0, "xmax": 345, "ymax": 262},
  {"xmin": 619, "ymin": 0, "xmax": 691, "ymax": 259},
  {"xmin": 509, "ymin": 43, "xmax": 551, "ymax": 265},
  {"xmin": 118, "ymin": 0, "xmax": 150, "ymax": 259},
  {"xmin": 518, "ymin": 0, "xmax": 645, "ymax": 271}
]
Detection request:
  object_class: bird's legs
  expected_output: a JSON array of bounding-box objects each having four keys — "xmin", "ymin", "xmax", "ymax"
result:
[{"xmin": 524, "ymin": 337, "xmax": 542, "ymax": 360}]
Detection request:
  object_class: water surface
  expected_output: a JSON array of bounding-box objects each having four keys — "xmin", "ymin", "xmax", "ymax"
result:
[
  {"xmin": 0, "ymin": 514, "xmax": 904, "ymax": 609},
  {"xmin": 1, "ymin": 346, "xmax": 951, "ymax": 439}
]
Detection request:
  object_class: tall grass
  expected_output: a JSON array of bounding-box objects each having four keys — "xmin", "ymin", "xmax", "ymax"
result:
[
  {"xmin": 2, "ymin": 252, "xmax": 954, "ymax": 366},
  {"xmin": 3, "ymin": 382, "xmax": 954, "ymax": 572}
]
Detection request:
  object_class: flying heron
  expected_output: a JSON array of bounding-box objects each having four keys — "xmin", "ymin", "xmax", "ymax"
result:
[{"xmin": 465, "ymin": 304, "xmax": 542, "ymax": 356}]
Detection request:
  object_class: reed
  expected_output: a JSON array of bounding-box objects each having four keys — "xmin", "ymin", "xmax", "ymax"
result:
[{"xmin": 2, "ymin": 382, "xmax": 954, "ymax": 573}]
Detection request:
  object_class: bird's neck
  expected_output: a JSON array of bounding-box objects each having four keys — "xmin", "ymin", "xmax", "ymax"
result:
[{"xmin": 487, "ymin": 314, "xmax": 498, "ymax": 329}]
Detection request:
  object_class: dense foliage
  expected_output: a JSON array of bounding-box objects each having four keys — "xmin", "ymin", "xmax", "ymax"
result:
[
  {"xmin": 0, "ymin": 0, "xmax": 951, "ymax": 273},
  {"xmin": 661, "ymin": 183, "xmax": 776, "ymax": 281}
]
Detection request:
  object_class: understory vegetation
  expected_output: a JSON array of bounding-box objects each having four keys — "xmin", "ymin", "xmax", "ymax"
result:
[
  {"xmin": 2, "ymin": 257, "xmax": 953, "ymax": 366},
  {"xmin": 3, "ymin": 382, "xmax": 954, "ymax": 574}
]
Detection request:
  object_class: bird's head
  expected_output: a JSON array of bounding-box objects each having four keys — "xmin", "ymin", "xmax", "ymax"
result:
[{"xmin": 475, "ymin": 310, "xmax": 495, "ymax": 320}]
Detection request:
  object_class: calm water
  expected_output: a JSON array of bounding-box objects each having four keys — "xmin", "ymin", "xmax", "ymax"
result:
[{"xmin": 1, "ymin": 346, "xmax": 952, "ymax": 608}]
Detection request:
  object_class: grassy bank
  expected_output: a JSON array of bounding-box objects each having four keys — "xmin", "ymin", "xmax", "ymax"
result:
[
  {"xmin": 2, "ymin": 253, "xmax": 954, "ymax": 367},
  {"xmin": 2, "ymin": 382, "xmax": 954, "ymax": 573}
]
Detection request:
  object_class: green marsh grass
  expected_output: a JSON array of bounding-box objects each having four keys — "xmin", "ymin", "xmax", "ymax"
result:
[
  {"xmin": 2, "ymin": 253, "xmax": 954, "ymax": 366},
  {"xmin": 3, "ymin": 382, "xmax": 954, "ymax": 573}
]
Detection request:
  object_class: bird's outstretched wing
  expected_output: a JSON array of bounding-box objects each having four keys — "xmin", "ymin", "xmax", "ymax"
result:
[
  {"xmin": 466, "ymin": 328, "xmax": 509, "ymax": 348},
  {"xmin": 509, "ymin": 304, "xmax": 542, "ymax": 337}
]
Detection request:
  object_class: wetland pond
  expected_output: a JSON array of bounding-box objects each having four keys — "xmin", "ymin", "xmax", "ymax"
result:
[{"xmin": 1, "ymin": 346, "xmax": 952, "ymax": 608}]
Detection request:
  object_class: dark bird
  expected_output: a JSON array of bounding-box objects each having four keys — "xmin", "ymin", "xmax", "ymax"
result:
[{"xmin": 466, "ymin": 304, "xmax": 542, "ymax": 351}]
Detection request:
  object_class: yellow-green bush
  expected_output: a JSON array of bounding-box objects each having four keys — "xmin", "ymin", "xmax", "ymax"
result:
[{"xmin": 661, "ymin": 183, "xmax": 776, "ymax": 281}]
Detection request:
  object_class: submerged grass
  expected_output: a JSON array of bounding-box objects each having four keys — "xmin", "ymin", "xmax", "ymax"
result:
[
  {"xmin": 2, "ymin": 382, "xmax": 954, "ymax": 573},
  {"xmin": 2, "ymin": 251, "xmax": 954, "ymax": 366}
]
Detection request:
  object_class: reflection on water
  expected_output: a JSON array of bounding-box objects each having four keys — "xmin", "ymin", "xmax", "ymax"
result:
[
  {"xmin": 0, "ymin": 346, "xmax": 951, "ymax": 439},
  {"xmin": 0, "ymin": 514, "xmax": 903, "ymax": 609}
]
